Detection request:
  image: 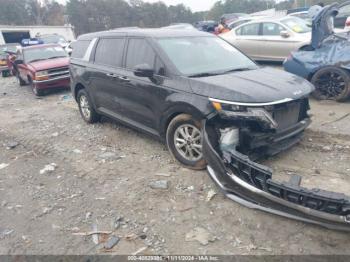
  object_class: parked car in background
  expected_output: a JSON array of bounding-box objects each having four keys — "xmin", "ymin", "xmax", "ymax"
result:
[
  {"xmin": 0, "ymin": 43, "xmax": 20, "ymax": 77},
  {"xmin": 221, "ymin": 13, "xmax": 249, "ymax": 24},
  {"xmin": 39, "ymin": 34, "xmax": 70, "ymax": 48},
  {"xmin": 289, "ymin": 11, "xmax": 312, "ymax": 26},
  {"xmin": 65, "ymin": 40, "xmax": 75, "ymax": 56},
  {"xmin": 221, "ymin": 16, "xmax": 311, "ymax": 61},
  {"xmin": 163, "ymin": 23, "xmax": 196, "ymax": 30},
  {"xmin": 284, "ymin": 3, "xmax": 350, "ymax": 102},
  {"xmin": 334, "ymin": 1, "xmax": 350, "ymax": 28},
  {"xmin": 21, "ymin": 38, "xmax": 44, "ymax": 47},
  {"xmin": 227, "ymin": 16, "xmax": 267, "ymax": 30},
  {"xmin": 15, "ymin": 44, "xmax": 70, "ymax": 96},
  {"xmin": 194, "ymin": 21, "xmax": 218, "ymax": 33}
]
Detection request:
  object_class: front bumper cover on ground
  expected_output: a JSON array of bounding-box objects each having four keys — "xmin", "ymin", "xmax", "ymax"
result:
[{"xmin": 202, "ymin": 120, "xmax": 350, "ymax": 231}]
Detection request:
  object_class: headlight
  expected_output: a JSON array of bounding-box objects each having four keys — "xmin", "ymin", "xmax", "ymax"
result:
[
  {"xmin": 35, "ymin": 70, "xmax": 49, "ymax": 81},
  {"xmin": 211, "ymin": 101, "xmax": 246, "ymax": 112},
  {"xmin": 210, "ymin": 99, "xmax": 278, "ymax": 129}
]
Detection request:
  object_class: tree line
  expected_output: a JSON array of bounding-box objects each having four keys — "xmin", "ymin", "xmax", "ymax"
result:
[{"xmin": 0, "ymin": 0, "xmax": 348, "ymax": 36}]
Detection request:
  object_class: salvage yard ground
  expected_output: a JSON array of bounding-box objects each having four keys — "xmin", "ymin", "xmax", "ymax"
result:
[{"xmin": 1, "ymin": 68, "xmax": 350, "ymax": 254}]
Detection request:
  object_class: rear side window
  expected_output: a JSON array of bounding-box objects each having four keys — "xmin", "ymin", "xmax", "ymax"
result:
[
  {"xmin": 126, "ymin": 38, "xmax": 156, "ymax": 69},
  {"xmin": 94, "ymin": 38, "xmax": 125, "ymax": 67},
  {"xmin": 236, "ymin": 23, "xmax": 260, "ymax": 36},
  {"xmin": 71, "ymin": 40, "xmax": 91, "ymax": 59}
]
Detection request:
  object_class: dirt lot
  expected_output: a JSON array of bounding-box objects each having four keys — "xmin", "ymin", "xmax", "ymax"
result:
[{"xmin": 0, "ymin": 72, "xmax": 350, "ymax": 255}]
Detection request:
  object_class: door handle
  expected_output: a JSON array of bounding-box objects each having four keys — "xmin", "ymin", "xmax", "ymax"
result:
[
  {"xmin": 106, "ymin": 73, "xmax": 117, "ymax": 78},
  {"xmin": 118, "ymin": 76, "xmax": 130, "ymax": 82}
]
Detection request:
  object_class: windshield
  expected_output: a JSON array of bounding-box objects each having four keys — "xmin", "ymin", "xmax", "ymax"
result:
[
  {"xmin": 41, "ymin": 35, "xmax": 67, "ymax": 45},
  {"xmin": 0, "ymin": 44, "xmax": 19, "ymax": 54},
  {"xmin": 281, "ymin": 17, "xmax": 311, "ymax": 33},
  {"xmin": 157, "ymin": 36, "xmax": 258, "ymax": 76},
  {"xmin": 24, "ymin": 46, "xmax": 67, "ymax": 63}
]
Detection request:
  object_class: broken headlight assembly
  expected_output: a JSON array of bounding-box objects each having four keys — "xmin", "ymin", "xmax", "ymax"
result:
[{"xmin": 210, "ymin": 98, "xmax": 278, "ymax": 130}]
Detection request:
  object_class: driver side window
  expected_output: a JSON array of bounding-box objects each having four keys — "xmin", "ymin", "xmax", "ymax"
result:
[{"xmin": 126, "ymin": 38, "xmax": 166, "ymax": 76}]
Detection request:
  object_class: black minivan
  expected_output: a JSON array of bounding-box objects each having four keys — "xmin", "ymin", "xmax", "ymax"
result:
[
  {"xmin": 70, "ymin": 28, "xmax": 313, "ymax": 170},
  {"xmin": 69, "ymin": 28, "xmax": 350, "ymax": 230}
]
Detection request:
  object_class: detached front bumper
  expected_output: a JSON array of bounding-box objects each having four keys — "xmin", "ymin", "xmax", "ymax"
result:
[{"xmin": 202, "ymin": 120, "xmax": 350, "ymax": 231}]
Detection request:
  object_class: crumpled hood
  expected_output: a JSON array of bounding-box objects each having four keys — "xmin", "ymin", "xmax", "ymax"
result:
[
  {"xmin": 28, "ymin": 57, "xmax": 69, "ymax": 72},
  {"xmin": 311, "ymin": 2, "xmax": 346, "ymax": 49},
  {"xmin": 189, "ymin": 67, "xmax": 314, "ymax": 103}
]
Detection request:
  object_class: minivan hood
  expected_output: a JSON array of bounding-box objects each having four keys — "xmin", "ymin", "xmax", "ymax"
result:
[
  {"xmin": 28, "ymin": 57, "xmax": 69, "ymax": 71},
  {"xmin": 189, "ymin": 67, "xmax": 314, "ymax": 103}
]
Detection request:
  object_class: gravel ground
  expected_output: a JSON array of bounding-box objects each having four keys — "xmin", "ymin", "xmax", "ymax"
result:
[{"xmin": 0, "ymin": 73, "xmax": 350, "ymax": 255}]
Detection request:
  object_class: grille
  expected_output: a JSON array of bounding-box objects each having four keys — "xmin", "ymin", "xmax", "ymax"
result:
[
  {"xmin": 48, "ymin": 67, "xmax": 69, "ymax": 78},
  {"xmin": 272, "ymin": 101, "xmax": 301, "ymax": 131}
]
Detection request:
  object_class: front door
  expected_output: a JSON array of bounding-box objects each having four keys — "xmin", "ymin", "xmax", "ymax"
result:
[
  {"xmin": 260, "ymin": 22, "xmax": 297, "ymax": 61},
  {"xmin": 117, "ymin": 38, "xmax": 165, "ymax": 134}
]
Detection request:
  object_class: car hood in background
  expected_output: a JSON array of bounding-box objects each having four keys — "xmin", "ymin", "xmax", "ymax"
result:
[
  {"xmin": 188, "ymin": 67, "xmax": 314, "ymax": 103},
  {"xmin": 311, "ymin": 3, "xmax": 343, "ymax": 49},
  {"xmin": 28, "ymin": 57, "xmax": 69, "ymax": 71}
]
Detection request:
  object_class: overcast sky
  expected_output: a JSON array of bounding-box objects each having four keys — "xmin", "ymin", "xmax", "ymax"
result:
[{"xmin": 56, "ymin": 0, "xmax": 219, "ymax": 12}]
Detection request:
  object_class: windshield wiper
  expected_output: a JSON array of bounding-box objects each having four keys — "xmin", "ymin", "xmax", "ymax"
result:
[
  {"xmin": 221, "ymin": 67, "xmax": 256, "ymax": 74},
  {"xmin": 48, "ymin": 56, "xmax": 66, "ymax": 59},
  {"xmin": 188, "ymin": 72, "xmax": 221, "ymax": 78},
  {"xmin": 28, "ymin": 59, "xmax": 45, "ymax": 63}
]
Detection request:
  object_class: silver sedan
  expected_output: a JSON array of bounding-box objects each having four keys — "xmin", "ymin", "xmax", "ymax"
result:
[{"xmin": 220, "ymin": 16, "xmax": 311, "ymax": 62}]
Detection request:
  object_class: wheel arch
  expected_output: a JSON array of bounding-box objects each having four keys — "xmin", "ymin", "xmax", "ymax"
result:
[
  {"xmin": 159, "ymin": 103, "xmax": 208, "ymax": 139},
  {"xmin": 308, "ymin": 65, "xmax": 350, "ymax": 81},
  {"xmin": 74, "ymin": 82, "xmax": 86, "ymax": 101}
]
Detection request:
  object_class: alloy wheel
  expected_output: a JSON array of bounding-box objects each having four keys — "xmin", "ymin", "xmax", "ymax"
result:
[
  {"xmin": 80, "ymin": 95, "xmax": 91, "ymax": 120},
  {"xmin": 173, "ymin": 124, "xmax": 202, "ymax": 162},
  {"xmin": 314, "ymin": 71, "xmax": 347, "ymax": 99}
]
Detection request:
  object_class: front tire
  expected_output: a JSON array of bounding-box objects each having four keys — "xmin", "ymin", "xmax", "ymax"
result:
[
  {"xmin": 77, "ymin": 89, "xmax": 100, "ymax": 123},
  {"xmin": 16, "ymin": 73, "xmax": 26, "ymax": 86},
  {"xmin": 311, "ymin": 67, "xmax": 350, "ymax": 102},
  {"xmin": 166, "ymin": 114, "xmax": 206, "ymax": 170},
  {"xmin": 29, "ymin": 78, "xmax": 43, "ymax": 96}
]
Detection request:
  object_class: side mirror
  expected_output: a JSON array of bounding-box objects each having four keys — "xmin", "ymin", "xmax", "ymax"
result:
[
  {"xmin": 134, "ymin": 64, "xmax": 154, "ymax": 78},
  {"xmin": 14, "ymin": 60, "xmax": 23, "ymax": 65},
  {"xmin": 280, "ymin": 30, "xmax": 290, "ymax": 38}
]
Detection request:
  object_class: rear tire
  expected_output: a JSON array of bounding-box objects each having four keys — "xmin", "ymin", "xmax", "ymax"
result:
[
  {"xmin": 77, "ymin": 89, "xmax": 100, "ymax": 123},
  {"xmin": 166, "ymin": 114, "xmax": 206, "ymax": 170},
  {"xmin": 311, "ymin": 67, "xmax": 350, "ymax": 102}
]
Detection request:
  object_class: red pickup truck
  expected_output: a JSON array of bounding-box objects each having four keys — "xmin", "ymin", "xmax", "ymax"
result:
[{"xmin": 15, "ymin": 44, "xmax": 70, "ymax": 96}]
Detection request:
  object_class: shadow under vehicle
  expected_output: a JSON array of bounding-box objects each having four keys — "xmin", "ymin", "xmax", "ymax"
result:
[{"xmin": 284, "ymin": 2, "xmax": 350, "ymax": 102}]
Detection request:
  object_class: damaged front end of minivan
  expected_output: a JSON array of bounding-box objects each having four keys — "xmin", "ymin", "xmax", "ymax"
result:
[{"xmin": 202, "ymin": 97, "xmax": 350, "ymax": 231}]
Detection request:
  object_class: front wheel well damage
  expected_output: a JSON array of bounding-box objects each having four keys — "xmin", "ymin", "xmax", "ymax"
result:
[{"xmin": 160, "ymin": 106, "xmax": 207, "ymax": 138}]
